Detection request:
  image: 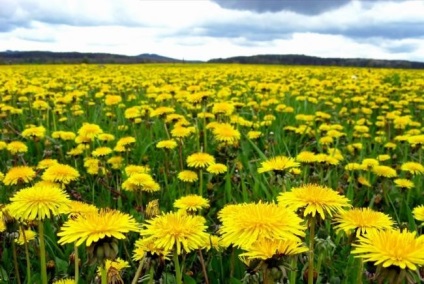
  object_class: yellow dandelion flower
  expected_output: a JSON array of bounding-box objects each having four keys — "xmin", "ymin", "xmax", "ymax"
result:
[
  {"xmin": 413, "ymin": 205, "xmax": 424, "ymax": 222},
  {"xmin": 145, "ymin": 199, "xmax": 161, "ymax": 219},
  {"xmin": 42, "ymin": 164, "xmax": 80, "ymax": 185},
  {"xmin": 174, "ymin": 195, "xmax": 210, "ymax": 212},
  {"xmin": 177, "ymin": 170, "xmax": 198, "ymax": 183},
  {"xmin": 65, "ymin": 201, "xmax": 98, "ymax": 218},
  {"xmin": 3, "ymin": 166, "xmax": 36, "ymax": 186},
  {"xmin": 92, "ymin": 147, "xmax": 113, "ymax": 157},
  {"xmin": 37, "ymin": 159, "xmax": 59, "ymax": 169},
  {"xmin": 52, "ymin": 279, "xmax": 76, "ymax": 284},
  {"xmin": 257, "ymin": 156, "xmax": 299, "ymax": 174},
  {"xmin": 122, "ymin": 173, "xmax": 160, "ymax": 192},
  {"xmin": 117, "ymin": 136, "xmax": 136, "ymax": 147},
  {"xmin": 377, "ymin": 154, "xmax": 391, "ymax": 162},
  {"xmin": 57, "ymin": 209, "xmax": 140, "ymax": 246},
  {"xmin": 186, "ymin": 152, "xmax": 215, "ymax": 169},
  {"xmin": 278, "ymin": 184, "xmax": 350, "ymax": 219},
  {"xmin": 171, "ymin": 126, "xmax": 196, "ymax": 138},
  {"xmin": 394, "ymin": 178, "xmax": 414, "ymax": 189},
  {"xmin": 125, "ymin": 165, "xmax": 150, "ymax": 176},
  {"xmin": 156, "ymin": 139, "xmax": 178, "ymax": 150},
  {"xmin": 7, "ymin": 141, "xmax": 28, "ymax": 155},
  {"xmin": 361, "ymin": 158, "xmax": 379, "ymax": 170},
  {"xmin": 334, "ymin": 208, "xmax": 394, "ymax": 237},
  {"xmin": 218, "ymin": 202, "xmax": 306, "ymax": 249},
  {"xmin": 358, "ymin": 176, "xmax": 371, "ymax": 187},
  {"xmin": 15, "ymin": 229, "xmax": 37, "ymax": 245},
  {"xmin": 7, "ymin": 185, "xmax": 71, "ymax": 220},
  {"xmin": 401, "ymin": 162, "xmax": 424, "ymax": 175},
  {"xmin": 239, "ymin": 238, "xmax": 308, "ymax": 260},
  {"xmin": 140, "ymin": 211, "xmax": 209, "ymax": 255},
  {"xmin": 107, "ymin": 156, "xmax": 124, "ymax": 170},
  {"xmin": 132, "ymin": 237, "xmax": 170, "ymax": 261},
  {"xmin": 212, "ymin": 123, "xmax": 241, "ymax": 143},
  {"xmin": 296, "ymin": 151, "xmax": 317, "ymax": 163},
  {"xmin": 372, "ymin": 165, "xmax": 397, "ymax": 178},
  {"xmin": 247, "ymin": 131, "xmax": 262, "ymax": 139},
  {"xmin": 77, "ymin": 123, "xmax": 103, "ymax": 141},
  {"xmin": 22, "ymin": 126, "xmax": 46, "ymax": 140},
  {"xmin": 206, "ymin": 163, "xmax": 228, "ymax": 174},
  {"xmin": 352, "ymin": 229, "xmax": 424, "ymax": 270},
  {"xmin": 96, "ymin": 258, "xmax": 129, "ymax": 276}
]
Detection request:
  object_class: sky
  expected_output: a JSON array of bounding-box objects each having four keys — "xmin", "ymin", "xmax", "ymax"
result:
[{"xmin": 1, "ymin": 0, "xmax": 424, "ymax": 62}]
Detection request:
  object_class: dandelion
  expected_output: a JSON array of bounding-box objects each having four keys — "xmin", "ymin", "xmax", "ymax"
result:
[
  {"xmin": 372, "ymin": 165, "xmax": 397, "ymax": 178},
  {"xmin": 177, "ymin": 170, "xmax": 198, "ymax": 183},
  {"xmin": 92, "ymin": 147, "xmax": 113, "ymax": 157},
  {"xmin": 394, "ymin": 178, "xmax": 414, "ymax": 189},
  {"xmin": 7, "ymin": 141, "xmax": 28, "ymax": 155},
  {"xmin": 15, "ymin": 230, "xmax": 37, "ymax": 245},
  {"xmin": 22, "ymin": 126, "xmax": 46, "ymax": 140},
  {"xmin": 77, "ymin": 123, "xmax": 103, "ymax": 141},
  {"xmin": 58, "ymin": 209, "xmax": 139, "ymax": 247},
  {"xmin": 296, "ymin": 151, "xmax": 317, "ymax": 163},
  {"xmin": 412, "ymin": 205, "xmax": 424, "ymax": 222},
  {"xmin": 42, "ymin": 164, "xmax": 80, "ymax": 185},
  {"xmin": 122, "ymin": 173, "xmax": 160, "ymax": 192},
  {"xmin": 334, "ymin": 208, "xmax": 394, "ymax": 237},
  {"xmin": 239, "ymin": 238, "xmax": 308, "ymax": 260},
  {"xmin": 401, "ymin": 162, "xmax": 424, "ymax": 175},
  {"xmin": 52, "ymin": 280, "xmax": 76, "ymax": 284},
  {"xmin": 352, "ymin": 229, "xmax": 424, "ymax": 270},
  {"xmin": 174, "ymin": 195, "xmax": 210, "ymax": 213},
  {"xmin": 206, "ymin": 163, "xmax": 227, "ymax": 174},
  {"xmin": 257, "ymin": 156, "xmax": 300, "ymax": 173},
  {"xmin": 140, "ymin": 211, "xmax": 209, "ymax": 255},
  {"xmin": 218, "ymin": 202, "xmax": 306, "ymax": 249},
  {"xmin": 125, "ymin": 165, "xmax": 150, "ymax": 176},
  {"xmin": 212, "ymin": 123, "xmax": 241, "ymax": 144},
  {"xmin": 37, "ymin": 159, "xmax": 58, "ymax": 170},
  {"xmin": 3, "ymin": 166, "xmax": 36, "ymax": 186},
  {"xmin": 186, "ymin": 152, "xmax": 215, "ymax": 169},
  {"xmin": 278, "ymin": 184, "xmax": 350, "ymax": 219},
  {"xmin": 156, "ymin": 139, "xmax": 178, "ymax": 150}
]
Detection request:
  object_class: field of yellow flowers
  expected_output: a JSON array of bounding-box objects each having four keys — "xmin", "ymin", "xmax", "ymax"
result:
[{"xmin": 1, "ymin": 63, "xmax": 424, "ymax": 284}]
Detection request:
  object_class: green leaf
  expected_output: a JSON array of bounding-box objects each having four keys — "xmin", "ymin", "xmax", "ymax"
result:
[{"xmin": 183, "ymin": 275, "xmax": 197, "ymax": 284}]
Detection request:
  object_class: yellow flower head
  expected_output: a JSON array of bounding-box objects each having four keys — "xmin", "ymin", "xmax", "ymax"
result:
[
  {"xmin": 372, "ymin": 165, "xmax": 397, "ymax": 178},
  {"xmin": 7, "ymin": 141, "xmax": 28, "ymax": 155},
  {"xmin": 52, "ymin": 279, "xmax": 76, "ymax": 284},
  {"xmin": 77, "ymin": 123, "xmax": 103, "ymax": 141},
  {"xmin": 22, "ymin": 126, "xmax": 46, "ymax": 140},
  {"xmin": 257, "ymin": 156, "xmax": 300, "ymax": 173},
  {"xmin": 174, "ymin": 195, "xmax": 210, "ymax": 213},
  {"xmin": 239, "ymin": 238, "xmax": 308, "ymax": 260},
  {"xmin": 177, "ymin": 170, "xmax": 198, "ymax": 183},
  {"xmin": 96, "ymin": 258, "xmax": 129, "ymax": 276},
  {"xmin": 186, "ymin": 152, "xmax": 215, "ymax": 169},
  {"xmin": 278, "ymin": 184, "xmax": 351, "ymax": 219},
  {"xmin": 296, "ymin": 151, "xmax": 317, "ymax": 163},
  {"xmin": 42, "ymin": 164, "xmax": 80, "ymax": 185},
  {"xmin": 212, "ymin": 123, "xmax": 241, "ymax": 144},
  {"xmin": 37, "ymin": 159, "xmax": 59, "ymax": 170},
  {"xmin": 7, "ymin": 185, "xmax": 71, "ymax": 220},
  {"xmin": 413, "ymin": 205, "xmax": 424, "ymax": 222},
  {"xmin": 206, "ymin": 163, "xmax": 228, "ymax": 174},
  {"xmin": 122, "ymin": 173, "xmax": 160, "ymax": 192},
  {"xmin": 334, "ymin": 208, "xmax": 394, "ymax": 237},
  {"xmin": 3, "ymin": 166, "xmax": 36, "ymax": 186},
  {"xmin": 58, "ymin": 209, "xmax": 140, "ymax": 246},
  {"xmin": 394, "ymin": 178, "xmax": 414, "ymax": 189},
  {"xmin": 124, "ymin": 165, "xmax": 150, "ymax": 176},
  {"xmin": 218, "ymin": 202, "xmax": 306, "ymax": 249},
  {"xmin": 352, "ymin": 229, "xmax": 424, "ymax": 270},
  {"xmin": 92, "ymin": 147, "xmax": 113, "ymax": 157},
  {"xmin": 401, "ymin": 162, "xmax": 424, "ymax": 175},
  {"xmin": 140, "ymin": 211, "xmax": 209, "ymax": 255},
  {"xmin": 156, "ymin": 139, "xmax": 178, "ymax": 150},
  {"xmin": 133, "ymin": 237, "xmax": 170, "ymax": 261},
  {"xmin": 15, "ymin": 229, "xmax": 37, "ymax": 245}
]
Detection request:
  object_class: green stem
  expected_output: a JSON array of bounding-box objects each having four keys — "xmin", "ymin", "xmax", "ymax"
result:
[
  {"xmin": 199, "ymin": 169, "xmax": 203, "ymax": 196},
  {"xmin": 11, "ymin": 241, "xmax": 22, "ymax": 284},
  {"xmin": 173, "ymin": 250, "xmax": 182, "ymax": 284},
  {"xmin": 38, "ymin": 222, "xmax": 48, "ymax": 284},
  {"xmin": 308, "ymin": 217, "xmax": 316, "ymax": 284},
  {"xmin": 148, "ymin": 265, "xmax": 155, "ymax": 284},
  {"xmin": 101, "ymin": 264, "xmax": 107, "ymax": 284},
  {"xmin": 356, "ymin": 258, "xmax": 363, "ymax": 284},
  {"xmin": 289, "ymin": 256, "xmax": 297, "ymax": 284},
  {"xmin": 20, "ymin": 227, "xmax": 31, "ymax": 283},
  {"xmin": 131, "ymin": 259, "xmax": 145, "ymax": 284},
  {"xmin": 198, "ymin": 249, "xmax": 209, "ymax": 284},
  {"xmin": 74, "ymin": 243, "xmax": 79, "ymax": 284}
]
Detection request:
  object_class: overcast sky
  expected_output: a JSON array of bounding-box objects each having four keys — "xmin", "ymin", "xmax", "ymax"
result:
[{"xmin": 1, "ymin": 0, "xmax": 424, "ymax": 62}]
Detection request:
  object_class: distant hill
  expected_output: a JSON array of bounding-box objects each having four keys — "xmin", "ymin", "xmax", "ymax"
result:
[
  {"xmin": 208, "ymin": 54, "xmax": 424, "ymax": 69},
  {"xmin": 0, "ymin": 51, "xmax": 187, "ymax": 64}
]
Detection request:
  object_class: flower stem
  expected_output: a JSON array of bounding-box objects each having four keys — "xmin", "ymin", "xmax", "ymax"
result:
[
  {"xmin": 198, "ymin": 249, "xmax": 209, "ymax": 284},
  {"xmin": 101, "ymin": 264, "xmax": 107, "ymax": 284},
  {"xmin": 74, "ymin": 243, "xmax": 79, "ymax": 284},
  {"xmin": 38, "ymin": 222, "xmax": 48, "ymax": 284},
  {"xmin": 131, "ymin": 259, "xmax": 145, "ymax": 284},
  {"xmin": 199, "ymin": 169, "xmax": 203, "ymax": 196},
  {"xmin": 289, "ymin": 255, "xmax": 297, "ymax": 284},
  {"xmin": 11, "ymin": 241, "xmax": 21, "ymax": 284},
  {"xmin": 308, "ymin": 216, "xmax": 316, "ymax": 284},
  {"xmin": 20, "ymin": 227, "xmax": 31, "ymax": 283},
  {"xmin": 173, "ymin": 250, "xmax": 182, "ymax": 284},
  {"xmin": 356, "ymin": 258, "xmax": 363, "ymax": 284}
]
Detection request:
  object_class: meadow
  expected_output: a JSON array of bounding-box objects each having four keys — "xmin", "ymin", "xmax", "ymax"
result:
[{"xmin": 1, "ymin": 63, "xmax": 424, "ymax": 284}]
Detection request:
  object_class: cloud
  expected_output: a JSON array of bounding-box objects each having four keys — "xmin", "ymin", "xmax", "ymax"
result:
[{"xmin": 211, "ymin": 0, "xmax": 351, "ymax": 15}]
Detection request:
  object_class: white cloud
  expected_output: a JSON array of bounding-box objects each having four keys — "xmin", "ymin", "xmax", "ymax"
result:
[{"xmin": 0, "ymin": 0, "xmax": 423, "ymax": 62}]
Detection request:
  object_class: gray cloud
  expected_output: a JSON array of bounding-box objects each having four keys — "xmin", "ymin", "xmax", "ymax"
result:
[{"xmin": 211, "ymin": 0, "xmax": 351, "ymax": 15}]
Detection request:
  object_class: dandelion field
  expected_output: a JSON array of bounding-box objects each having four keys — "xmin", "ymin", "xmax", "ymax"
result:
[{"xmin": 1, "ymin": 63, "xmax": 424, "ymax": 284}]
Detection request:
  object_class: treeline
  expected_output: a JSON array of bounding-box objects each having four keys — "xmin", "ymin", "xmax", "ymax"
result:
[
  {"xmin": 0, "ymin": 51, "xmax": 182, "ymax": 64},
  {"xmin": 208, "ymin": 54, "xmax": 424, "ymax": 69}
]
